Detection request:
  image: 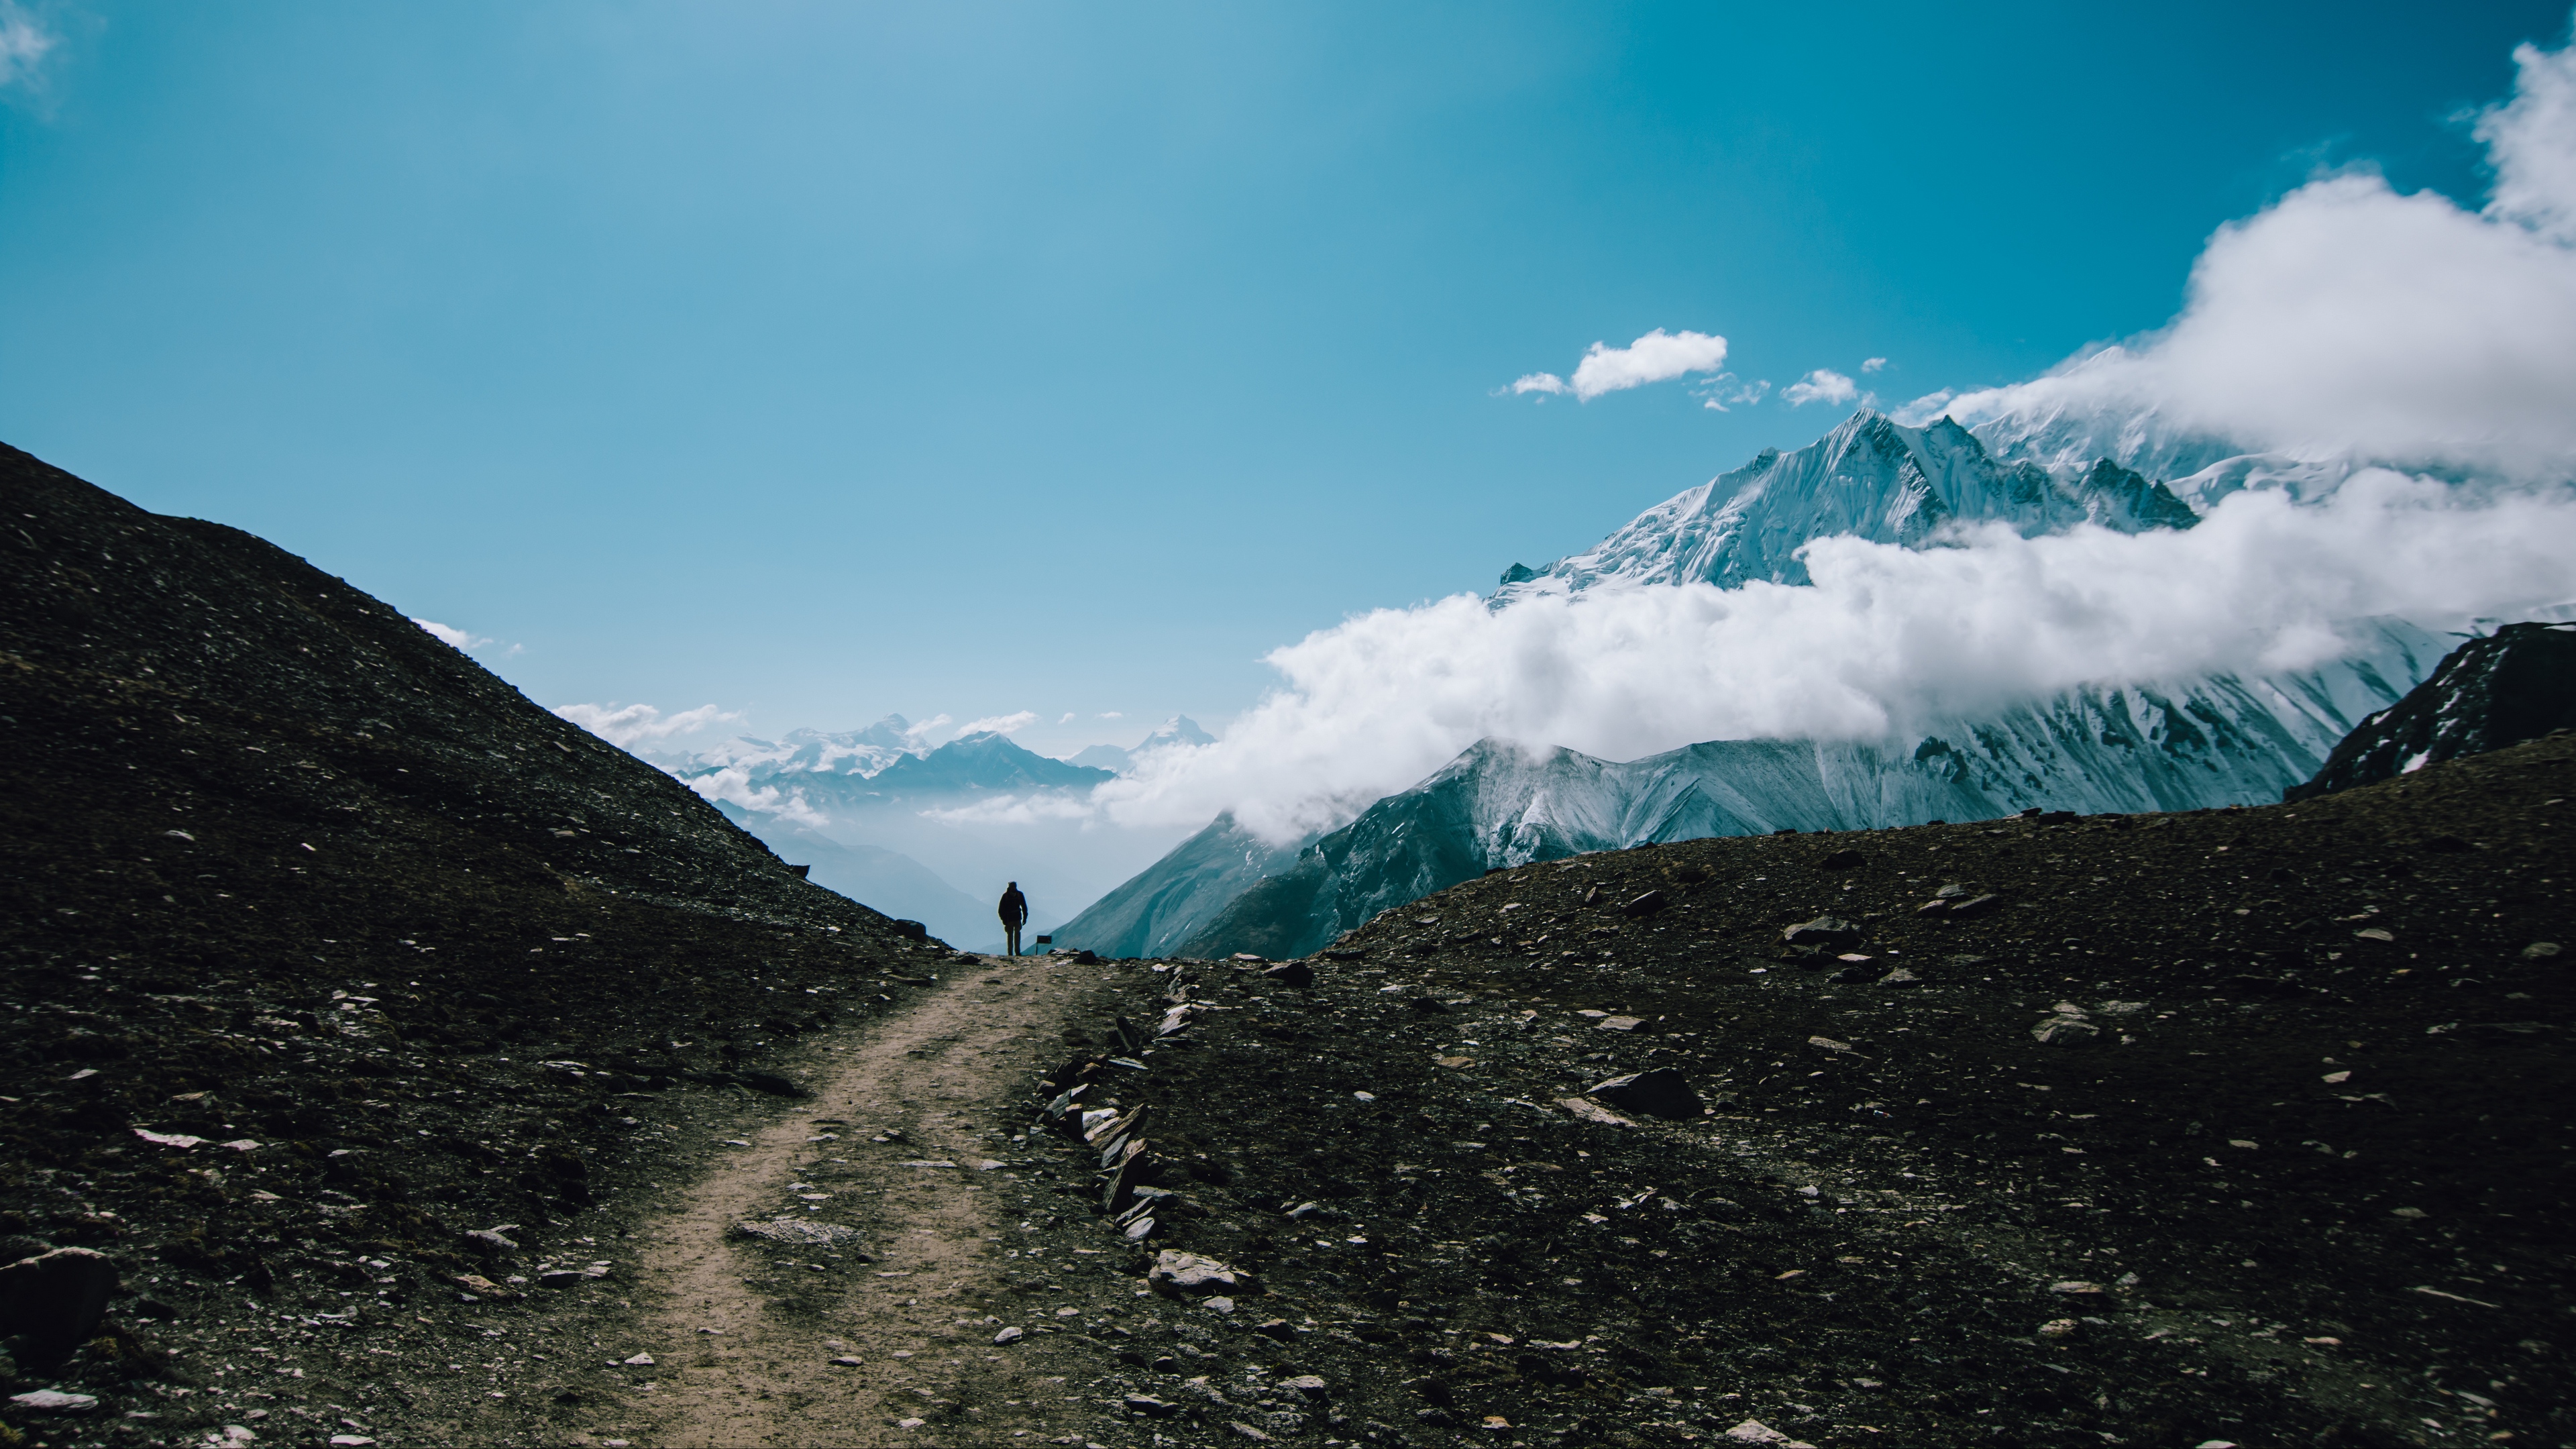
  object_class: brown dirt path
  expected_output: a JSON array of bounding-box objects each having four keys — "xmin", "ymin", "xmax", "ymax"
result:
[{"xmin": 602, "ymin": 954, "xmax": 1124, "ymax": 1447}]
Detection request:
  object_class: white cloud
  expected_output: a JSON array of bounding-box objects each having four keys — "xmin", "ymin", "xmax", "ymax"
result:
[
  {"xmin": 1784, "ymin": 369, "xmax": 1859, "ymax": 407},
  {"xmin": 1862, "ymin": 357, "xmax": 1888, "ymax": 373},
  {"xmin": 1057, "ymin": 712, "xmax": 1076, "ymax": 724},
  {"xmin": 958, "ymin": 710, "xmax": 1039, "ymax": 737},
  {"xmin": 1947, "ymin": 19, "xmax": 2576, "ymax": 477},
  {"xmin": 920, "ymin": 791, "xmax": 1103, "ymax": 826},
  {"xmin": 0, "ymin": 3, "xmax": 56, "ymax": 91},
  {"xmin": 683, "ymin": 766, "xmax": 828, "ymax": 828},
  {"xmin": 1098, "ymin": 711, "xmax": 1125, "ymax": 720},
  {"xmin": 551, "ymin": 701, "xmax": 741, "ymax": 749},
  {"xmin": 1512, "ymin": 329, "xmax": 1729, "ymax": 402},
  {"xmin": 411, "ymin": 618, "xmax": 490, "ymax": 651},
  {"xmin": 1891, "ymin": 389, "xmax": 1958, "ymax": 426},
  {"xmin": 1097, "ymin": 472, "xmax": 2576, "ymax": 841}
]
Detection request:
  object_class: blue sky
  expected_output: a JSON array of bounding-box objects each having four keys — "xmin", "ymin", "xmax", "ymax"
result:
[{"xmin": 2, "ymin": 0, "xmax": 2565, "ymax": 755}]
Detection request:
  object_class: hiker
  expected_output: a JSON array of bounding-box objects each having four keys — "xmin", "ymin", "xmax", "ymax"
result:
[{"xmin": 998, "ymin": 881, "xmax": 1028, "ymax": 957}]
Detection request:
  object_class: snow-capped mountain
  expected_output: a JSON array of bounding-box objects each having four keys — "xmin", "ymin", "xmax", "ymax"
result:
[
  {"xmin": 1064, "ymin": 715, "xmax": 1216, "ymax": 775},
  {"xmin": 668, "ymin": 714, "xmax": 925, "ymax": 780},
  {"xmin": 1962, "ymin": 393, "xmax": 2359, "ymax": 516},
  {"xmin": 1492, "ymin": 411, "xmax": 2195, "ymax": 601},
  {"xmin": 1155, "ymin": 617, "xmax": 2442, "ymax": 959},
  {"xmin": 1072, "ymin": 405, "xmax": 2468, "ymax": 959},
  {"xmin": 2287, "ymin": 621, "xmax": 2576, "ymax": 801}
]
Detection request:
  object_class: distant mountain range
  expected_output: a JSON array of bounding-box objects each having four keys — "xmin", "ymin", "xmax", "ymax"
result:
[
  {"xmin": 1059, "ymin": 406, "xmax": 2461, "ymax": 960},
  {"xmin": 1066, "ymin": 716, "xmax": 1215, "ymax": 775},
  {"xmin": 659, "ymin": 717, "xmax": 1208, "ymax": 949}
]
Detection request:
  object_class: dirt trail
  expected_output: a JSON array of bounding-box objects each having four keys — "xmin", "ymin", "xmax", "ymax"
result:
[{"xmin": 612, "ymin": 955, "xmax": 1118, "ymax": 1446}]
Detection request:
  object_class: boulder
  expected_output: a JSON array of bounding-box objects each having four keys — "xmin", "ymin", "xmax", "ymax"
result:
[
  {"xmin": 1261, "ymin": 961, "xmax": 1316, "ymax": 988},
  {"xmin": 1620, "ymin": 890, "xmax": 1668, "ymax": 918},
  {"xmin": 1587, "ymin": 1067, "xmax": 1702, "ymax": 1120},
  {"xmin": 0, "ymin": 1248, "xmax": 119, "ymax": 1360},
  {"xmin": 1146, "ymin": 1250, "xmax": 1247, "ymax": 1295},
  {"xmin": 1781, "ymin": 916, "xmax": 1862, "ymax": 947},
  {"xmin": 2031, "ymin": 1019, "xmax": 2100, "ymax": 1047}
]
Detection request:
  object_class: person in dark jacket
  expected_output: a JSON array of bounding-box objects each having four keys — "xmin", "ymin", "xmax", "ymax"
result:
[{"xmin": 998, "ymin": 881, "xmax": 1028, "ymax": 957}]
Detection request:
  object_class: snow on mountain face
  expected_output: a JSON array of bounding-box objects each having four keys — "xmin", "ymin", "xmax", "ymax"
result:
[
  {"xmin": 1493, "ymin": 411, "xmax": 2195, "ymax": 602},
  {"xmin": 1050, "ymin": 812, "xmax": 1313, "ymax": 959},
  {"xmin": 2287, "ymin": 621, "xmax": 2576, "ymax": 801},
  {"xmin": 1177, "ymin": 619, "xmax": 2443, "ymax": 960},
  {"xmin": 1960, "ymin": 390, "xmax": 2365, "ymax": 517}
]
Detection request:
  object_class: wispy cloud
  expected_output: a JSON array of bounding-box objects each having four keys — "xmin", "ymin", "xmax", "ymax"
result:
[
  {"xmin": 552, "ymin": 702, "xmax": 742, "ymax": 749},
  {"xmin": 411, "ymin": 618, "xmax": 490, "ymax": 650},
  {"xmin": 958, "ymin": 710, "xmax": 1039, "ymax": 737},
  {"xmin": 683, "ymin": 767, "xmax": 828, "ymax": 828},
  {"xmin": 0, "ymin": 3, "xmax": 57, "ymax": 93},
  {"xmin": 1510, "ymin": 329, "xmax": 1729, "ymax": 402},
  {"xmin": 1697, "ymin": 376, "xmax": 1771, "ymax": 412},
  {"xmin": 1098, "ymin": 711, "xmax": 1125, "ymax": 720},
  {"xmin": 1784, "ymin": 369, "xmax": 1860, "ymax": 407},
  {"xmin": 1862, "ymin": 357, "xmax": 1888, "ymax": 374}
]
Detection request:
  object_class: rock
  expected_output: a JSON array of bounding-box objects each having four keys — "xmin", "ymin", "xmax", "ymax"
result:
[
  {"xmin": 2031, "ymin": 1020, "xmax": 2101, "ymax": 1047},
  {"xmin": 1723, "ymin": 1420, "xmax": 1815, "ymax": 1448},
  {"xmin": 1876, "ymin": 967, "xmax": 1921, "ymax": 986},
  {"xmin": 1123, "ymin": 1216, "xmax": 1157, "ymax": 1240},
  {"xmin": 9, "ymin": 1389, "xmax": 100, "ymax": 1413},
  {"xmin": 1230, "ymin": 1422, "xmax": 1279, "ymax": 1442},
  {"xmin": 1126, "ymin": 1395, "xmax": 1181, "ymax": 1417},
  {"xmin": 738, "ymin": 1070, "xmax": 810, "ymax": 1098},
  {"xmin": 1818, "ymin": 848, "xmax": 1866, "ymax": 869},
  {"xmin": 1587, "ymin": 1067, "xmax": 1701, "ymax": 1119},
  {"xmin": 1558, "ymin": 1097, "xmax": 1631, "ymax": 1126},
  {"xmin": 1147, "ymin": 1250, "xmax": 1246, "ymax": 1295},
  {"xmin": 1933, "ymin": 883, "xmax": 1969, "ymax": 899},
  {"xmin": 2049, "ymin": 1280, "xmax": 2106, "ymax": 1295},
  {"xmin": 994, "ymin": 1326, "xmax": 1024, "ymax": 1344},
  {"xmin": 1806, "ymin": 1035, "xmax": 1857, "ymax": 1055},
  {"xmin": 1943, "ymin": 893, "xmax": 2003, "ymax": 920},
  {"xmin": 1595, "ymin": 1016, "xmax": 1644, "ymax": 1032},
  {"xmin": 1620, "ymin": 890, "xmax": 1667, "ymax": 918},
  {"xmin": 1253, "ymin": 1318, "xmax": 1297, "ymax": 1340},
  {"xmin": 1232, "ymin": 953, "xmax": 1267, "ymax": 963},
  {"xmin": 1261, "ymin": 961, "xmax": 1316, "ymax": 988},
  {"xmin": 622, "ymin": 1352, "xmax": 653, "ymax": 1366},
  {"xmin": 0, "ymin": 1247, "xmax": 119, "ymax": 1359},
  {"xmin": 1417, "ymin": 1407, "xmax": 1460, "ymax": 1427},
  {"xmin": 2525, "ymin": 941, "xmax": 2562, "ymax": 959},
  {"xmin": 2354, "ymin": 927, "xmax": 2396, "ymax": 943},
  {"xmin": 465, "ymin": 1228, "xmax": 521, "ymax": 1254},
  {"xmin": 452, "ymin": 1273, "xmax": 515, "ymax": 1301},
  {"xmin": 830, "ymin": 1355, "xmax": 863, "ymax": 1366},
  {"xmin": 1781, "ymin": 916, "xmax": 1862, "ymax": 947},
  {"xmin": 1103, "ymin": 1142, "xmax": 1155, "ymax": 1215},
  {"xmin": 1281, "ymin": 1375, "xmax": 1328, "ymax": 1398},
  {"xmin": 1914, "ymin": 899, "xmax": 1951, "ymax": 916},
  {"xmin": 2039, "ymin": 1318, "xmax": 2078, "ymax": 1337}
]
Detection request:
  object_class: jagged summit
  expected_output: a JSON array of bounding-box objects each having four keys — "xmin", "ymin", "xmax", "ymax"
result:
[{"xmin": 1493, "ymin": 409, "xmax": 2194, "ymax": 602}]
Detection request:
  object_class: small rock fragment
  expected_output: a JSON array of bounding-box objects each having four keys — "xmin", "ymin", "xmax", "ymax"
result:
[
  {"xmin": 2525, "ymin": 941, "xmax": 2562, "ymax": 959},
  {"xmin": 1557, "ymin": 1096, "xmax": 1631, "ymax": 1127},
  {"xmin": 2031, "ymin": 1019, "xmax": 2100, "ymax": 1047},
  {"xmin": 1723, "ymin": 1421, "xmax": 1816, "ymax": 1448},
  {"xmin": 9, "ymin": 1389, "xmax": 101, "ymax": 1413},
  {"xmin": 1781, "ymin": 916, "xmax": 1862, "ymax": 947},
  {"xmin": 994, "ymin": 1326, "xmax": 1024, "ymax": 1344},
  {"xmin": 1594, "ymin": 1016, "xmax": 1644, "ymax": 1032}
]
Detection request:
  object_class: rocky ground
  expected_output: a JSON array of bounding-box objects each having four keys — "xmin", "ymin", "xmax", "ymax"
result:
[{"xmin": 1022, "ymin": 734, "xmax": 2576, "ymax": 1448}]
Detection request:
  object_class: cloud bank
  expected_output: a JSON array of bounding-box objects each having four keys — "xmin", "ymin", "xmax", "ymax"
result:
[
  {"xmin": 553, "ymin": 701, "xmax": 741, "ymax": 749},
  {"xmin": 1948, "ymin": 18, "xmax": 2576, "ymax": 477},
  {"xmin": 1513, "ymin": 329, "xmax": 1728, "ymax": 400},
  {"xmin": 1101, "ymin": 474, "xmax": 2576, "ymax": 840}
]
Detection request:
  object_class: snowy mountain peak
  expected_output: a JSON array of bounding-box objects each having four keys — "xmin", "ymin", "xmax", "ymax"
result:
[
  {"xmin": 1063, "ymin": 714, "xmax": 1217, "ymax": 775},
  {"xmin": 1494, "ymin": 409, "xmax": 2195, "ymax": 602}
]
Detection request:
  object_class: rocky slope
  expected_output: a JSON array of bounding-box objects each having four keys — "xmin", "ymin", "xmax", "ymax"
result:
[
  {"xmin": 2288, "ymin": 621, "xmax": 2576, "ymax": 802},
  {"xmin": 1026, "ymin": 733, "xmax": 2576, "ymax": 1448},
  {"xmin": 0, "ymin": 443, "xmax": 969, "ymax": 1442}
]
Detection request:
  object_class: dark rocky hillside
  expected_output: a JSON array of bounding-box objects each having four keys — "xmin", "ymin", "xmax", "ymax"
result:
[
  {"xmin": 0, "ymin": 443, "xmax": 963, "ymax": 1440},
  {"xmin": 2289, "ymin": 622, "xmax": 2576, "ymax": 802},
  {"xmin": 1031, "ymin": 734, "xmax": 2575, "ymax": 1447}
]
